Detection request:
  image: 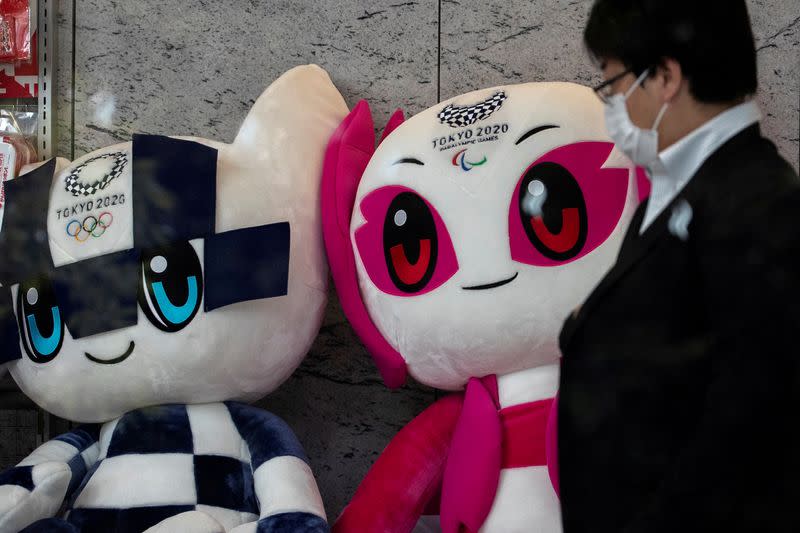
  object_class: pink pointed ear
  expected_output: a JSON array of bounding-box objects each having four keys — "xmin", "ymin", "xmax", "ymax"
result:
[
  {"xmin": 324, "ymin": 100, "xmax": 375, "ymax": 235},
  {"xmin": 321, "ymin": 100, "xmax": 408, "ymax": 388},
  {"xmin": 379, "ymin": 108, "xmax": 405, "ymax": 145}
]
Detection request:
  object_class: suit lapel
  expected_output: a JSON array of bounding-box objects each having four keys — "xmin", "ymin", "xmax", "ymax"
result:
[
  {"xmin": 561, "ymin": 156, "xmax": 706, "ymax": 349},
  {"xmin": 591, "ymin": 195, "xmax": 678, "ymax": 300},
  {"xmin": 561, "ymin": 195, "xmax": 676, "ymax": 347}
]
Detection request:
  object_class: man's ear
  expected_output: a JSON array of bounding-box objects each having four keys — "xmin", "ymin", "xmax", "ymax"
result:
[{"xmin": 659, "ymin": 58, "xmax": 684, "ymax": 103}]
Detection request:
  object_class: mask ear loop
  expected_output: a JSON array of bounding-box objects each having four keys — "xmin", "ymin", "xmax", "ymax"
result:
[
  {"xmin": 652, "ymin": 102, "xmax": 670, "ymax": 130},
  {"xmin": 624, "ymin": 68, "xmax": 652, "ymax": 99},
  {"xmin": 623, "ymin": 67, "xmax": 670, "ymax": 131}
]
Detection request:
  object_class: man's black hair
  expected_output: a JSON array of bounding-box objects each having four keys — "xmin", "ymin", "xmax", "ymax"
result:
[{"xmin": 584, "ymin": 0, "xmax": 758, "ymax": 103}]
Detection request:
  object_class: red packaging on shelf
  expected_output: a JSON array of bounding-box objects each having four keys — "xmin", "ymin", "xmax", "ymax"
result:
[{"xmin": 0, "ymin": 1, "xmax": 30, "ymax": 63}]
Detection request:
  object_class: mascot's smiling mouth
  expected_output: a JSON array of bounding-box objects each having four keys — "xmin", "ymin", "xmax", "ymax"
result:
[
  {"xmin": 462, "ymin": 272, "xmax": 519, "ymax": 291},
  {"xmin": 85, "ymin": 341, "xmax": 135, "ymax": 365}
]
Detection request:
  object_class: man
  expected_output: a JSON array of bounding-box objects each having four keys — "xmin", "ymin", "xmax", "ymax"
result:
[{"xmin": 558, "ymin": 1, "xmax": 799, "ymax": 532}]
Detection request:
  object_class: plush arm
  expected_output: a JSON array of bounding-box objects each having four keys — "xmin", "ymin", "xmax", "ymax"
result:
[
  {"xmin": 0, "ymin": 425, "xmax": 101, "ymax": 532},
  {"xmin": 226, "ymin": 402, "xmax": 329, "ymax": 533},
  {"xmin": 623, "ymin": 188, "xmax": 800, "ymax": 532},
  {"xmin": 334, "ymin": 394, "xmax": 464, "ymax": 533}
]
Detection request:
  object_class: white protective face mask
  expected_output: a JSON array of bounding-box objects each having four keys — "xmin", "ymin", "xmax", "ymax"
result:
[{"xmin": 604, "ymin": 69, "xmax": 669, "ymax": 168}]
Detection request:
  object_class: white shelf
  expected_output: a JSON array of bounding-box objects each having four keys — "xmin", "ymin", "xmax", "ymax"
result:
[{"xmin": 36, "ymin": 0, "xmax": 55, "ymax": 160}]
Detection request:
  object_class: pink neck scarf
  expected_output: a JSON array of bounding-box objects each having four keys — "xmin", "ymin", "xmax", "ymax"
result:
[{"xmin": 440, "ymin": 375, "xmax": 555, "ymax": 533}]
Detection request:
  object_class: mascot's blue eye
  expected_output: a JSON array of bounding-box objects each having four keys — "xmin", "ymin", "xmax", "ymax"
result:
[
  {"xmin": 151, "ymin": 276, "xmax": 199, "ymax": 325},
  {"xmin": 139, "ymin": 242, "xmax": 204, "ymax": 332},
  {"xmin": 27, "ymin": 307, "xmax": 62, "ymax": 356},
  {"xmin": 17, "ymin": 280, "xmax": 65, "ymax": 363}
]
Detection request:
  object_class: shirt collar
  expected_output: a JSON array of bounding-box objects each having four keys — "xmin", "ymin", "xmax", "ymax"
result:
[
  {"xmin": 657, "ymin": 100, "xmax": 761, "ymax": 187},
  {"xmin": 639, "ymin": 100, "xmax": 761, "ymax": 234}
]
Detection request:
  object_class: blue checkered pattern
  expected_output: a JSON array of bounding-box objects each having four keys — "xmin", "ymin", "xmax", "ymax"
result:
[
  {"xmin": 0, "ymin": 465, "xmax": 35, "ymax": 491},
  {"xmin": 257, "ymin": 512, "xmax": 329, "ymax": 532},
  {"xmin": 1, "ymin": 402, "xmax": 328, "ymax": 532},
  {"xmin": 21, "ymin": 512, "xmax": 330, "ymax": 533},
  {"xmin": 57, "ymin": 425, "xmax": 102, "ymax": 500}
]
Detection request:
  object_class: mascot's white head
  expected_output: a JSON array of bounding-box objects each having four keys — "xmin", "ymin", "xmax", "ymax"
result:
[
  {"xmin": 322, "ymin": 82, "xmax": 649, "ymax": 390},
  {"xmin": 0, "ymin": 65, "xmax": 348, "ymax": 422}
]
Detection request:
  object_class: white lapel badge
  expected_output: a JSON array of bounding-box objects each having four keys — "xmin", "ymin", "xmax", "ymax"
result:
[{"xmin": 668, "ymin": 199, "xmax": 693, "ymax": 241}]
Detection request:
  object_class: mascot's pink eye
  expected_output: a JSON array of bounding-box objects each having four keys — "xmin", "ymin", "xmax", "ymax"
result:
[
  {"xmin": 518, "ymin": 163, "xmax": 588, "ymax": 261},
  {"xmin": 355, "ymin": 185, "xmax": 459, "ymax": 297},
  {"xmin": 384, "ymin": 193, "xmax": 438, "ymax": 292},
  {"xmin": 508, "ymin": 142, "xmax": 631, "ymax": 267}
]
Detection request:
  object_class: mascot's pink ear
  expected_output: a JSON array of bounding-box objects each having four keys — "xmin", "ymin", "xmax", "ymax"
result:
[
  {"xmin": 379, "ymin": 108, "xmax": 405, "ymax": 145},
  {"xmin": 321, "ymin": 100, "xmax": 408, "ymax": 388}
]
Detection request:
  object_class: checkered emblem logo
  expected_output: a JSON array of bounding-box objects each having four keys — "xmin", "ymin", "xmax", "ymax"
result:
[
  {"xmin": 437, "ymin": 91, "xmax": 507, "ymax": 128},
  {"xmin": 65, "ymin": 151, "xmax": 128, "ymax": 197}
]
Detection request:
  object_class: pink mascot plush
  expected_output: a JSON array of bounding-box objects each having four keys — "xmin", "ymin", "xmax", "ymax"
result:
[{"xmin": 322, "ymin": 83, "xmax": 650, "ymax": 533}]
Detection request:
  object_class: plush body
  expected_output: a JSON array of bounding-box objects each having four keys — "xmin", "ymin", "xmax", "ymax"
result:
[
  {"xmin": 0, "ymin": 65, "xmax": 347, "ymax": 532},
  {"xmin": 1, "ymin": 403, "xmax": 324, "ymax": 533},
  {"xmin": 322, "ymin": 83, "xmax": 650, "ymax": 532}
]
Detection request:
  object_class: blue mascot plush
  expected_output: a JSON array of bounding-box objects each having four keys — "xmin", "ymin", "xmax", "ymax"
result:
[{"xmin": 0, "ymin": 65, "xmax": 347, "ymax": 533}]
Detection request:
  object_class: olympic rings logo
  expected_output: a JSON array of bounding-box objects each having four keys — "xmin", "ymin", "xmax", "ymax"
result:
[{"xmin": 66, "ymin": 212, "xmax": 114, "ymax": 242}]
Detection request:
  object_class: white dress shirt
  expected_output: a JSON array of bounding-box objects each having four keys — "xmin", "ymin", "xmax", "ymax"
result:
[{"xmin": 640, "ymin": 100, "xmax": 762, "ymax": 233}]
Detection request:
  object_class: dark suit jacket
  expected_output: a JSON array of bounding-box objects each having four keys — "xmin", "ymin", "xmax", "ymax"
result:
[{"xmin": 558, "ymin": 124, "xmax": 800, "ymax": 533}]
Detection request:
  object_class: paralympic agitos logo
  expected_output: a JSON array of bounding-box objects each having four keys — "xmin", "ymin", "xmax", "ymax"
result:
[{"xmin": 452, "ymin": 149, "xmax": 487, "ymax": 171}]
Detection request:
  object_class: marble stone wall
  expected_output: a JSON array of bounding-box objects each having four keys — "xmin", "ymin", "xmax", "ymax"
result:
[{"xmin": 11, "ymin": 0, "xmax": 798, "ymax": 520}]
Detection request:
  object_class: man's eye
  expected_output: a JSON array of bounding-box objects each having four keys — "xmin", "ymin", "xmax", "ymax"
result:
[{"xmin": 139, "ymin": 242, "xmax": 203, "ymax": 332}]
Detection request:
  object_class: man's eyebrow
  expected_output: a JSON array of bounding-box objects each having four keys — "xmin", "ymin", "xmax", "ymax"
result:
[
  {"xmin": 515, "ymin": 124, "xmax": 560, "ymax": 146},
  {"xmin": 392, "ymin": 157, "xmax": 425, "ymax": 166}
]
